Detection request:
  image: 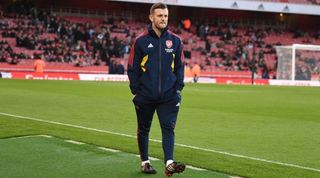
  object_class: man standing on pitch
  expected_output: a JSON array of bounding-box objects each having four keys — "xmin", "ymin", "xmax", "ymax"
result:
[{"xmin": 127, "ymin": 2, "xmax": 185, "ymax": 177}]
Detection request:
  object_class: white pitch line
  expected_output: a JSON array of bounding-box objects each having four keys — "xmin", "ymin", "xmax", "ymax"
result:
[
  {"xmin": 38, "ymin": 135, "xmax": 53, "ymax": 138},
  {"xmin": 149, "ymin": 156, "xmax": 159, "ymax": 161},
  {"xmin": 98, "ymin": 147, "xmax": 120, "ymax": 153},
  {"xmin": 5, "ymin": 135, "xmax": 52, "ymax": 139},
  {"xmin": 135, "ymin": 155, "xmax": 159, "ymax": 161},
  {"xmin": 1, "ymin": 112, "xmax": 320, "ymax": 173},
  {"xmin": 65, "ymin": 140, "xmax": 85, "ymax": 145},
  {"xmin": 186, "ymin": 165, "xmax": 207, "ymax": 171}
]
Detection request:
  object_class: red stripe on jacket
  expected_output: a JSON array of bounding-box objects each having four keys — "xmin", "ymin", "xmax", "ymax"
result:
[{"xmin": 128, "ymin": 31, "xmax": 149, "ymax": 66}]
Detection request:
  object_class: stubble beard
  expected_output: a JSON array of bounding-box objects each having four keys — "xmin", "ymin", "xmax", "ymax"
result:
[{"xmin": 155, "ymin": 22, "xmax": 167, "ymax": 32}]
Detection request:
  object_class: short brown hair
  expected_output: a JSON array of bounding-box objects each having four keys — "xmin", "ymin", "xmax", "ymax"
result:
[{"xmin": 150, "ymin": 3, "xmax": 168, "ymax": 14}]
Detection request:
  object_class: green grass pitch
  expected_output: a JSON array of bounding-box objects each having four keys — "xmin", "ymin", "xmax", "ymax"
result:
[
  {"xmin": 0, "ymin": 79, "xmax": 319, "ymax": 177},
  {"xmin": 0, "ymin": 135, "xmax": 227, "ymax": 178}
]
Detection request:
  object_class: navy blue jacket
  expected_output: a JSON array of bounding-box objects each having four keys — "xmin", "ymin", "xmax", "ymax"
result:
[{"xmin": 127, "ymin": 25, "xmax": 184, "ymax": 100}]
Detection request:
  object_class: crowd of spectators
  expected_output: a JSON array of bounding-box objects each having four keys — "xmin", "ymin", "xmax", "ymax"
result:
[
  {"xmin": 0, "ymin": 38, "xmax": 30, "ymax": 65},
  {"xmin": 1, "ymin": 3, "xmax": 131, "ymax": 74},
  {"xmin": 1, "ymin": 2, "xmax": 319, "ymax": 78},
  {"xmin": 174, "ymin": 16, "xmax": 320, "ymax": 79},
  {"xmin": 174, "ymin": 20, "xmax": 281, "ymax": 78},
  {"xmin": 295, "ymin": 52, "xmax": 320, "ymax": 80},
  {"xmin": 0, "ymin": 40, "xmax": 19, "ymax": 64}
]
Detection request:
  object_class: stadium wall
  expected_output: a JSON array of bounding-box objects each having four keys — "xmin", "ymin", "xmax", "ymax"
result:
[{"xmin": 2, "ymin": 72, "xmax": 319, "ymax": 86}]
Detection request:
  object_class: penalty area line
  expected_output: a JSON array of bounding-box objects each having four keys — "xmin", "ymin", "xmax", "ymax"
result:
[{"xmin": 1, "ymin": 112, "xmax": 320, "ymax": 173}]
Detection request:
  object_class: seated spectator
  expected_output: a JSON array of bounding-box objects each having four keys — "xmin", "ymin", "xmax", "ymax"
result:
[
  {"xmin": 108, "ymin": 59, "xmax": 116, "ymax": 74},
  {"xmin": 9, "ymin": 55, "xmax": 19, "ymax": 64},
  {"xmin": 115, "ymin": 60, "xmax": 125, "ymax": 74}
]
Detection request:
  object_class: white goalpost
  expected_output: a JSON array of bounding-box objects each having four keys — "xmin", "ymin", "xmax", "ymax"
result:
[{"xmin": 275, "ymin": 44, "xmax": 320, "ymax": 81}]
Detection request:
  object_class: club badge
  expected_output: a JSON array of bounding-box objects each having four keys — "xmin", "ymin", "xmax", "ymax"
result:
[{"xmin": 166, "ymin": 40, "xmax": 173, "ymax": 48}]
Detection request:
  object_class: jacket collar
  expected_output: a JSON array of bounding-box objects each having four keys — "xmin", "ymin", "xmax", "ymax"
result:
[{"xmin": 148, "ymin": 24, "xmax": 168, "ymax": 38}]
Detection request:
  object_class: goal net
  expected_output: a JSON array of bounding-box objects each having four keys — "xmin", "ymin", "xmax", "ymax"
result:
[{"xmin": 275, "ymin": 44, "xmax": 320, "ymax": 81}]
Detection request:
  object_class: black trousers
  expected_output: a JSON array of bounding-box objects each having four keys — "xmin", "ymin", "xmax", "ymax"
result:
[{"xmin": 133, "ymin": 94, "xmax": 181, "ymax": 163}]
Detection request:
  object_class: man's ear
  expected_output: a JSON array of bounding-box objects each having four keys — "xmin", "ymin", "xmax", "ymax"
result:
[{"xmin": 149, "ymin": 14, "xmax": 153, "ymax": 23}]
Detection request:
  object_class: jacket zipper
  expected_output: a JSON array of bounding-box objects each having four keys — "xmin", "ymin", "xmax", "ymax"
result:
[{"xmin": 158, "ymin": 38, "xmax": 162, "ymax": 96}]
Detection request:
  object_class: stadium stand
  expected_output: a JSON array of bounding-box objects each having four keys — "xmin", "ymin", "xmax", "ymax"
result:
[{"xmin": 0, "ymin": 1, "xmax": 320, "ymax": 79}]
